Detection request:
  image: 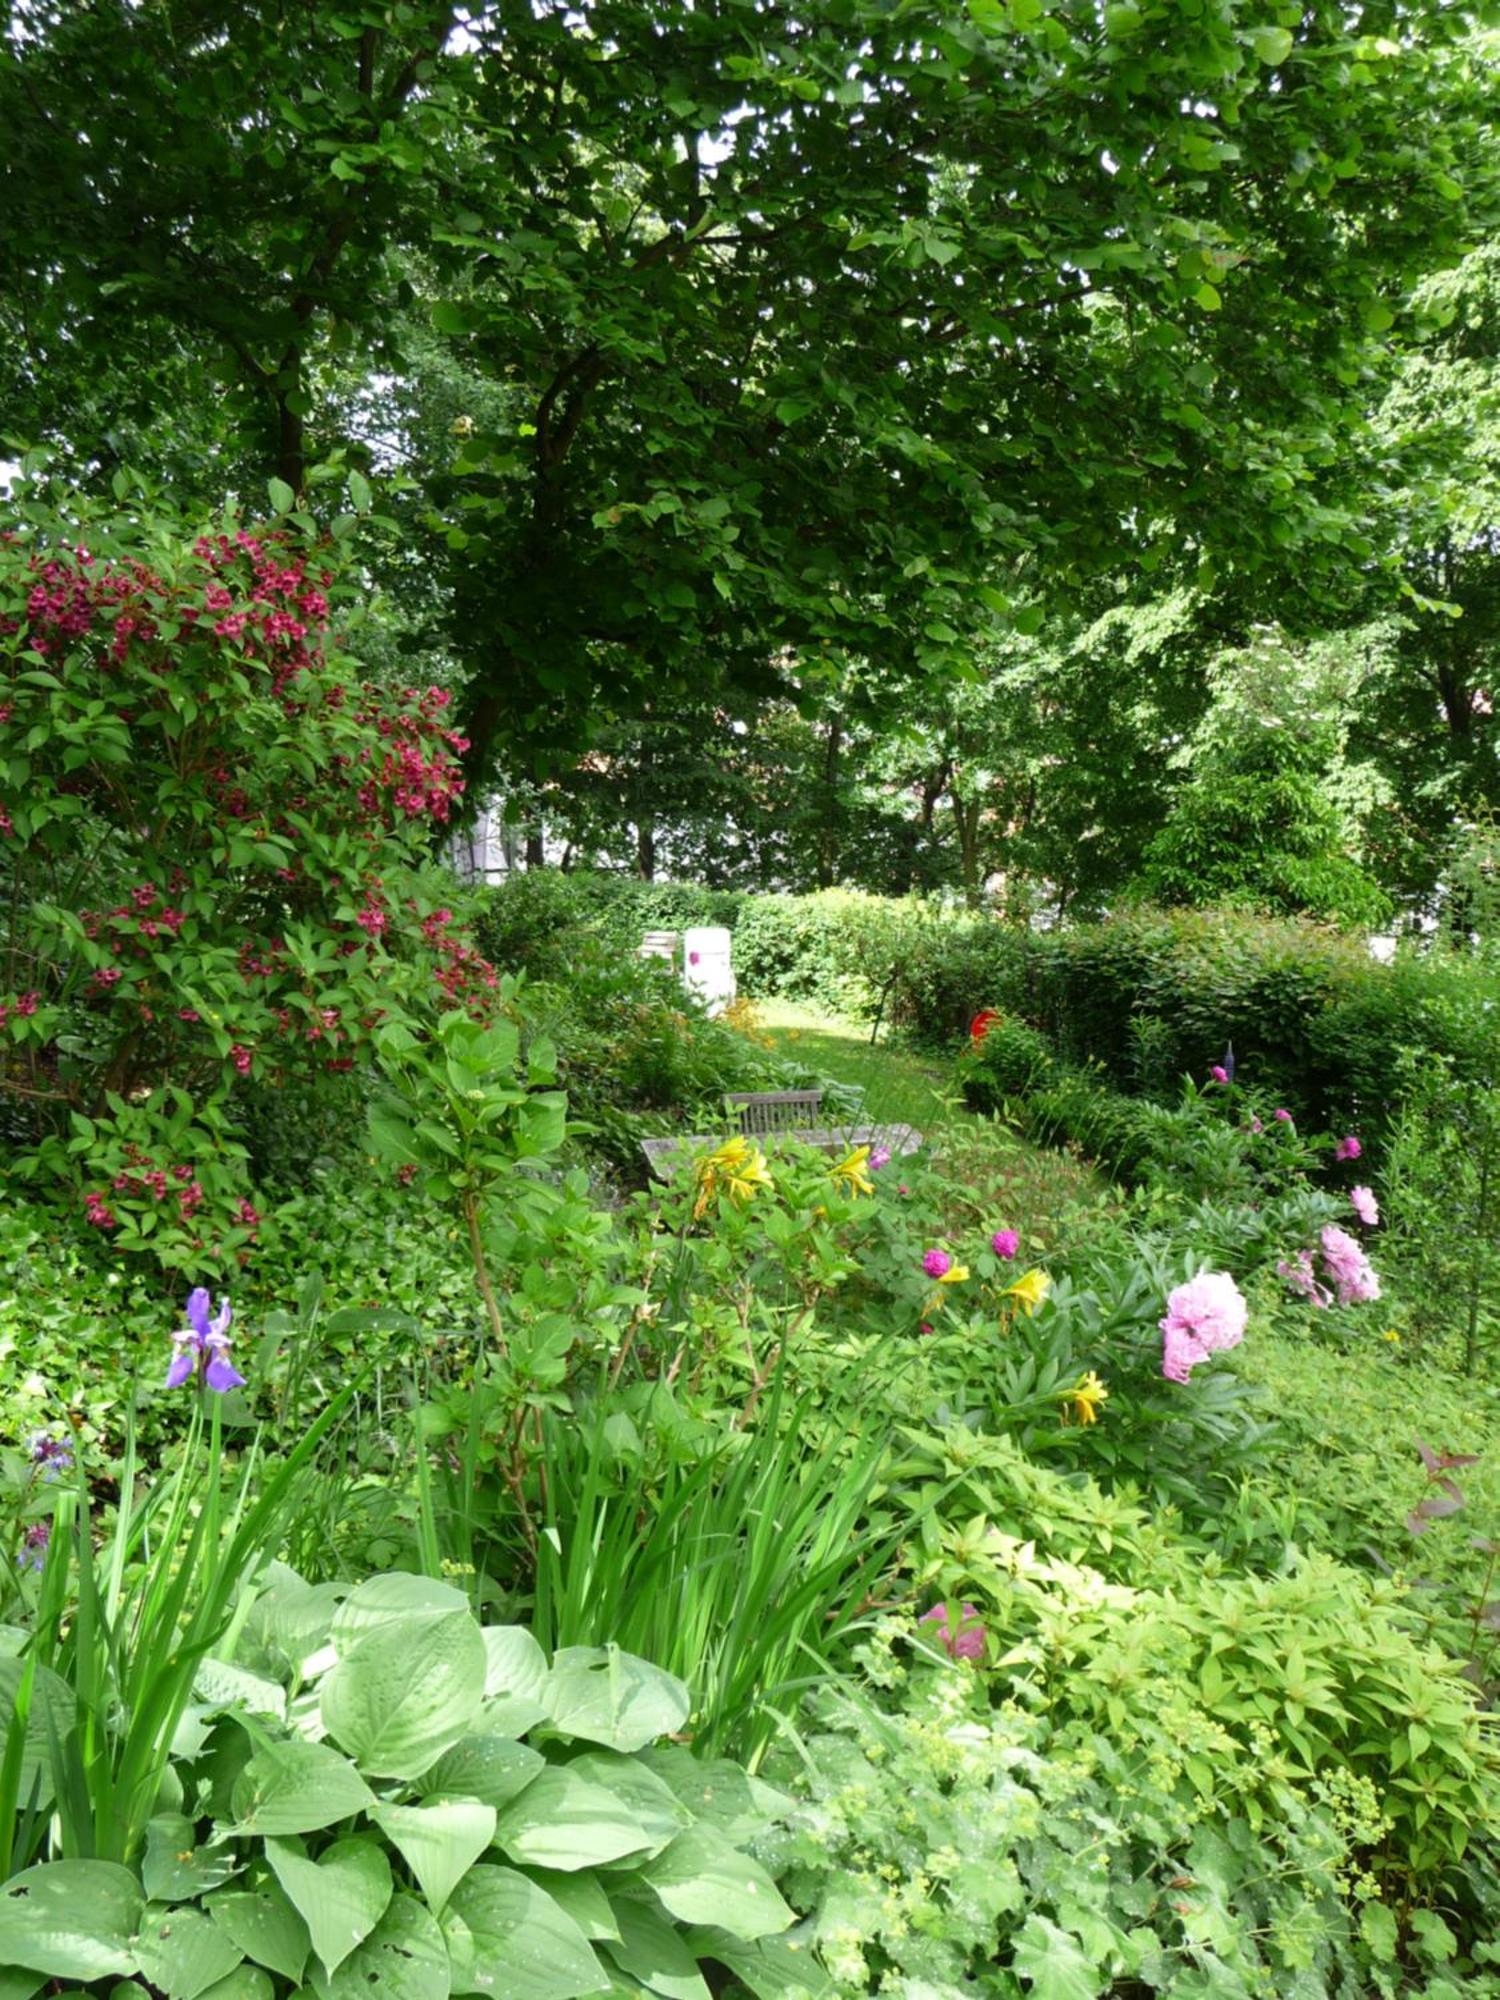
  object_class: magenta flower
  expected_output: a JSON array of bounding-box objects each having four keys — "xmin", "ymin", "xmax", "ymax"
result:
[
  {"xmin": 1210, "ymin": 1065, "xmax": 1228, "ymax": 1085},
  {"xmin": 922, "ymin": 1248, "xmax": 953, "ymax": 1280},
  {"xmin": 920, "ymin": 1601, "xmax": 986, "ymax": 1662},
  {"xmin": 1319, "ymin": 1224, "xmax": 1381, "ymax": 1306},
  {"xmin": 1334, "ymin": 1135, "xmax": 1362, "ymax": 1163},
  {"xmin": 992, "ymin": 1229, "xmax": 1020, "ymax": 1260},
  {"xmin": 1249, "ymin": 1115, "xmax": 1263, "ymax": 1135},
  {"xmin": 1159, "ymin": 1272, "xmax": 1248, "ymax": 1384},
  {"xmin": 1278, "ymin": 1250, "xmax": 1330, "ymax": 1309},
  {"xmin": 869, "ymin": 1146, "xmax": 892, "ymax": 1171},
  {"xmin": 1349, "ymin": 1185, "xmax": 1379, "ymax": 1228},
  {"xmin": 166, "ymin": 1289, "xmax": 245, "ymax": 1393},
  {"xmin": 1274, "ymin": 1107, "xmax": 1292, "ymax": 1123}
]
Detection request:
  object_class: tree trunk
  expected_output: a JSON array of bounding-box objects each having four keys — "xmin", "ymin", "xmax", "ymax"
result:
[
  {"xmin": 817, "ymin": 716, "xmax": 842, "ymax": 888},
  {"xmin": 636, "ymin": 820, "xmax": 656, "ymax": 881},
  {"xmin": 525, "ymin": 830, "xmax": 545, "ymax": 868}
]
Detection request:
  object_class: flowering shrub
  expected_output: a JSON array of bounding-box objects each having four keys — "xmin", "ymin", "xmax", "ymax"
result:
[{"xmin": 0, "ymin": 492, "xmax": 494, "ymax": 1270}]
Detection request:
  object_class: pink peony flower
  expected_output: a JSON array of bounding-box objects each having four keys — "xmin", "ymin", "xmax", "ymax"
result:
[
  {"xmin": 1274, "ymin": 1107, "xmax": 1292, "ymax": 1123},
  {"xmin": 991, "ymin": 1229, "xmax": 1020, "ymax": 1259},
  {"xmin": 869, "ymin": 1146, "xmax": 891, "ymax": 1171},
  {"xmin": 1278, "ymin": 1249, "xmax": 1330, "ymax": 1309},
  {"xmin": 920, "ymin": 1601, "xmax": 986, "ymax": 1662},
  {"xmin": 1349, "ymin": 1185, "xmax": 1379, "ymax": 1228},
  {"xmin": 1319, "ymin": 1224, "xmax": 1381, "ymax": 1306},
  {"xmin": 922, "ymin": 1248, "xmax": 953, "ymax": 1280},
  {"xmin": 1159, "ymin": 1271, "xmax": 1248, "ymax": 1384},
  {"xmin": 1210, "ymin": 1065, "xmax": 1229, "ymax": 1085},
  {"xmin": 1249, "ymin": 1115, "xmax": 1263, "ymax": 1134},
  {"xmin": 1335, "ymin": 1135, "xmax": 1362, "ymax": 1162}
]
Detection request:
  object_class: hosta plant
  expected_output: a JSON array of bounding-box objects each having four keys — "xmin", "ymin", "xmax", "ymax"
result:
[{"xmin": 0, "ymin": 1567, "xmax": 818, "ymax": 1999}]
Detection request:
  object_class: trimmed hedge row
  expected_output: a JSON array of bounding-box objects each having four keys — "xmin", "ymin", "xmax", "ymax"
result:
[{"xmin": 478, "ymin": 877, "xmax": 1500, "ymax": 1146}]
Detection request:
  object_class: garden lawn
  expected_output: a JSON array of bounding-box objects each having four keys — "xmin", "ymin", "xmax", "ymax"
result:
[{"xmin": 752, "ymin": 997, "xmax": 969, "ymax": 1132}]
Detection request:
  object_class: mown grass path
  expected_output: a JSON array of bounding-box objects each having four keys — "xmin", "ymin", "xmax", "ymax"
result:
[{"xmin": 752, "ymin": 998, "xmax": 968, "ymax": 1134}]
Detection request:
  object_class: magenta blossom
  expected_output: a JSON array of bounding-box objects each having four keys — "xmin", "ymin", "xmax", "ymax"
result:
[
  {"xmin": 1249, "ymin": 1115, "xmax": 1263, "ymax": 1135},
  {"xmin": 991, "ymin": 1229, "xmax": 1020, "ymax": 1260},
  {"xmin": 869, "ymin": 1146, "xmax": 892, "ymax": 1171},
  {"xmin": 1319, "ymin": 1225, "xmax": 1381, "ymax": 1306},
  {"xmin": 1278, "ymin": 1250, "xmax": 1330, "ymax": 1309},
  {"xmin": 1350, "ymin": 1185, "xmax": 1379, "ymax": 1228},
  {"xmin": 1210, "ymin": 1065, "xmax": 1229, "ymax": 1085},
  {"xmin": 1159, "ymin": 1272, "xmax": 1248, "ymax": 1385},
  {"xmin": 921, "ymin": 1601, "xmax": 986, "ymax": 1662},
  {"xmin": 1334, "ymin": 1135, "xmax": 1362, "ymax": 1163},
  {"xmin": 166, "ymin": 1289, "xmax": 245, "ymax": 1393},
  {"xmin": 1274, "ymin": 1108, "xmax": 1293, "ymax": 1123},
  {"xmin": 18, "ymin": 1521, "xmax": 50, "ymax": 1573},
  {"xmin": 922, "ymin": 1248, "xmax": 953, "ymax": 1280}
]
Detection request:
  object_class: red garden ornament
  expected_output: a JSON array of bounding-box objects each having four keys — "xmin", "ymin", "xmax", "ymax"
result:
[{"xmin": 969, "ymin": 1009, "xmax": 1002, "ymax": 1044}]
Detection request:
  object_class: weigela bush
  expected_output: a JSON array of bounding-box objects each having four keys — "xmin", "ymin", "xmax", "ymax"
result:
[{"xmin": 0, "ymin": 495, "xmax": 495, "ymax": 1270}]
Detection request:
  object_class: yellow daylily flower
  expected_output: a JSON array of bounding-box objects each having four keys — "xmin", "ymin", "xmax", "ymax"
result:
[
  {"xmin": 1003, "ymin": 1267, "xmax": 1051, "ymax": 1317},
  {"xmin": 936, "ymin": 1262, "xmax": 970, "ymax": 1285},
  {"xmin": 1063, "ymin": 1371, "xmax": 1108, "ymax": 1426},
  {"xmin": 692, "ymin": 1135, "xmax": 774, "ymax": 1219},
  {"xmin": 829, "ymin": 1145, "xmax": 874, "ymax": 1197}
]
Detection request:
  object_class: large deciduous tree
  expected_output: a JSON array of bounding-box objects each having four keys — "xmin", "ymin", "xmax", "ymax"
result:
[{"xmin": 2, "ymin": 0, "xmax": 1494, "ymax": 780}]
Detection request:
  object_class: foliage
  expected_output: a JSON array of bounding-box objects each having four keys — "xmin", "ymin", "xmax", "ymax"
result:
[
  {"xmin": 0, "ymin": 487, "xmax": 491, "ymax": 1272},
  {"xmin": 474, "ymin": 870, "xmax": 745, "ymax": 981},
  {"xmin": 6, "ymin": 1, "xmax": 1494, "ymax": 783},
  {"xmin": 0, "ymin": 1563, "xmax": 805, "ymax": 1996}
]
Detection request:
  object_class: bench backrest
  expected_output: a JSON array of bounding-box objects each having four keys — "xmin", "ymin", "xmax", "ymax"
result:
[{"xmin": 724, "ymin": 1088, "xmax": 824, "ymax": 1134}]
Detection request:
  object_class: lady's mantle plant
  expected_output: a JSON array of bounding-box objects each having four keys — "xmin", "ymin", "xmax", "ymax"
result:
[{"xmin": 0, "ymin": 487, "xmax": 494, "ymax": 1270}]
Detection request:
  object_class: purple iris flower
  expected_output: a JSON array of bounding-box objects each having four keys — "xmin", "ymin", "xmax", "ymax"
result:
[
  {"xmin": 166, "ymin": 1289, "xmax": 245, "ymax": 1393},
  {"xmin": 18, "ymin": 1521, "xmax": 50, "ymax": 1572}
]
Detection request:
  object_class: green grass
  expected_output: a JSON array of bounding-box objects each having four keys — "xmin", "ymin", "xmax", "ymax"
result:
[{"xmin": 751, "ymin": 997, "xmax": 966, "ymax": 1133}]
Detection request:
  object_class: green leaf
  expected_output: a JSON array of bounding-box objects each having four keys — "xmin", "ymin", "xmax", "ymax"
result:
[
  {"xmin": 132, "ymin": 1904, "xmax": 244, "ymax": 2000},
  {"xmin": 641, "ymin": 1826, "xmax": 793, "ymax": 1942},
  {"xmin": 447, "ymin": 1866, "xmax": 609, "ymax": 1998},
  {"xmin": 604, "ymin": 1899, "xmax": 709, "ymax": 2000},
  {"xmin": 267, "ymin": 477, "xmax": 296, "ymax": 515},
  {"xmin": 199, "ymin": 1971, "xmax": 274, "ymax": 2000},
  {"xmin": 681, "ymin": 1929, "xmax": 831, "ymax": 1999},
  {"xmin": 204, "ymin": 1883, "xmax": 310, "ymax": 1985},
  {"xmin": 1359, "ymin": 1901, "xmax": 1398, "ymax": 1964},
  {"xmin": 143, "ymin": 1815, "xmax": 242, "ymax": 1902},
  {"xmin": 230, "ymin": 1737, "xmax": 376, "ymax": 1836},
  {"xmin": 431, "ymin": 301, "xmax": 478, "ymax": 337},
  {"xmin": 0, "ymin": 1971, "xmax": 43, "ymax": 2000},
  {"xmin": 331, "ymin": 1573, "xmax": 470, "ymax": 1648},
  {"xmin": 265, "ymin": 1835, "xmax": 392, "ymax": 1979},
  {"xmin": 318, "ymin": 1893, "xmax": 450, "ymax": 2000},
  {"xmin": 0, "ymin": 1860, "xmax": 142, "ymax": 1979},
  {"xmin": 1010, "ymin": 1916, "xmax": 1102, "ymax": 2000},
  {"xmin": 321, "ymin": 1608, "xmax": 487, "ymax": 1779},
  {"xmin": 494, "ymin": 1765, "xmax": 655, "ymax": 1871},
  {"xmin": 541, "ymin": 1646, "xmax": 690, "ymax": 1753},
  {"xmin": 565, "ymin": 1754, "xmax": 692, "ymax": 1850},
  {"xmin": 0, "ymin": 1655, "xmax": 76, "ymax": 1807},
  {"xmin": 480, "ymin": 1625, "xmax": 551, "ymax": 1736},
  {"xmin": 369, "ymin": 1798, "xmax": 497, "ymax": 1915},
  {"xmin": 1250, "ymin": 25, "xmax": 1293, "ymax": 63},
  {"xmin": 522, "ymin": 1872, "xmax": 620, "ymax": 1944},
  {"xmin": 426, "ymin": 1734, "xmax": 544, "ymax": 1806}
]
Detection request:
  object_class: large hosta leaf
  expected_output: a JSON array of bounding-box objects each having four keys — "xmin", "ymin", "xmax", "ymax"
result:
[
  {"xmin": 318, "ymin": 1892, "xmax": 450, "ymax": 2000},
  {"xmin": 447, "ymin": 1867, "xmax": 608, "ymax": 2000},
  {"xmin": 493, "ymin": 1765, "xmax": 654, "ymax": 1871},
  {"xmin": 230, "ymin": 1738, "xmax": 375, "ymax": 1836},
  {"xmin": 265, "ymin": 1835, "xmax": 392, "ymax": 1978},
  {"xmin": 321, "ymin": 1611, "xmax": 486, "ymax": 1779},
  {"xmin": 426, "ymin": 1734, "xmax": 542, "ymax": 1808},
  {"xmin": 132, "ymin": 1904, "xmax": 244, "ymax": 2000},
  {"xmin": 370, "ymin": 1799, "xmax": 496, "ymax": 1915},
  {"xmin": 331, "ymin": 1574, "xmax": 469, "ymax": 1649},
  {"xmin": 641, "ymin": 1826, "xmax": 793, "ymax": 1941},
  {"xmin": 541, "ymin": 1648, "xmax": 689, "ymax": 1753},
  {"xmin": 0, "ymin": 1860, "xmax": 141, "ymax": 1979},
  {"xmin": 204, "ymin": 1881, "xmax": 310, "ymax": 1984}
]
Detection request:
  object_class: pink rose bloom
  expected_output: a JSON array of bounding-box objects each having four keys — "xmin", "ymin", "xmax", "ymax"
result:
[
  {"xmin": 1159, "ymin": 1271, "xmax": 1248, "ymax": 1384},
  {"xmin": 1320, "ymin": 1224, "xmax": 1381, "ymax": 1306},
  {"xmin": 1335, "ymin": 1135, "xmax": 1362, "ymax": 1162},
  {"xmin": 922, "ymin": 1248, "xmax": 953, "ymax": 1279},
  {"xmin": 1349, "ymin": 1185, "xmax": 1379, "ymax": 1228},
  {"xmin": 1278, "ymin": 1250, "xmax": 1330, "ymax": 1309},
  {"xmin": 921, "ymin": 1601, "xmax": 986, "ymax": 1662},
  {"xmin": 992, "ymin": 1228, "xmax": 1020, "ymax": 1259}
]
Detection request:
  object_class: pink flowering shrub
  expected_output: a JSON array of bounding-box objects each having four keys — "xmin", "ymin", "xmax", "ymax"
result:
[
  {"xmin": 0, "ymin": 497, "xmax": 495, "ymax": 1271},
  {"xmin": 1159, "ymin": 1270, "xmax": 1248, "ymax": 1383}
]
